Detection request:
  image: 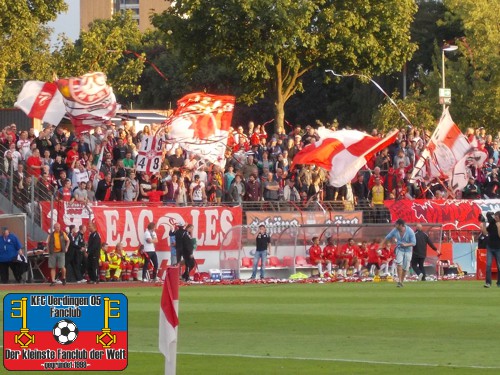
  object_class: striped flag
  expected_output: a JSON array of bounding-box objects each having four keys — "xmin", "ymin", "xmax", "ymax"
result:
[
  {"xmin": 159, "ymin": 267, "xmax": 179, "ymax": 375},
  {"xmin": 292, "ymin": 127, "xmax": 399, "ymax": 187},
  {"xmin": 411, "ymin": 108, "xmax": 477, "ymax": 194},
  {"xmin": 14, "ymin": 81, "xmax": 66, "ymax": 125}
]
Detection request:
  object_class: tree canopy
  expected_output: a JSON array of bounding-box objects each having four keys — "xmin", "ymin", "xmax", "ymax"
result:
[
  {"xmin": 153, "ymin": 0, "xmax": 417, "ymax": 132},
  {"xmin": 52, "ymin": 11, "xmax": 145, "ymax": 101},
  {"xmin": 0, "ymin": 0, "xmax": 67, "ymax": 103}
]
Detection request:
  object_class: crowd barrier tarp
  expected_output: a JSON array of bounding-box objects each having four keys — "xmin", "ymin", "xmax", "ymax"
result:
[
  {"xmin": 245, "ymin": 210, "xmax": 363, "ymax": 236},
  {"xmin": 385, "ymin": 199, "xmax": 500, "ymax": 230}
]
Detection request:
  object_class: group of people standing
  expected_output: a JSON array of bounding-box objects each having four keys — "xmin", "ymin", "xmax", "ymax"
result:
[
  {"xmin": 169, "ymin": 221, "xmax": 196, "ymax": 282},
  {"xmin": 44, "ymin": 219, "xmax": 198, "ymax": 285}
]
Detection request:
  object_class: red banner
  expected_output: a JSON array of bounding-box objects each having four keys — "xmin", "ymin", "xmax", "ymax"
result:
[
  {"xmin": 38, "ymin": 202, "xmax": 242, "ymax": 252},
  {"xmin": 385, "ymin": 199, "xmax": 491, "ymax": 230}
]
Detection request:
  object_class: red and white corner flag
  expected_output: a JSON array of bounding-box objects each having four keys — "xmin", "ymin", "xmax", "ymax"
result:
[
  {"xmin": 159, "ymin": 267, "xmax": 179, "ymax": 375},
  {"xmin": 293, "ymin": 127, "xmax": 399, "ymax": 187}
]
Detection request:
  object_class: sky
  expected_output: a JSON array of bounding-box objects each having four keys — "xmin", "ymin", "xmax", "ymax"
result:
[{"xmin": 47, "ymin": 0, "xmax": 80, "ymax": 47}]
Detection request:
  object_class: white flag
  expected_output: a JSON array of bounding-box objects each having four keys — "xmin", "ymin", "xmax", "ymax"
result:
[{"xmin": 15, "ymin": 81, "xmax": 65, "ymax": 125}]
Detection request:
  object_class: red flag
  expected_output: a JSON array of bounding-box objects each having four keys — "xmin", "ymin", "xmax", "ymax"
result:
[
  {"xmin": 159, "ymin": 267, "xmax": 179, "ymax": 375},
  {"xmin": 15, "ymin": 81, "xmax": 66, "ymax": 125},
  {"xmin": 293, "ymin": 127, "xmax": 399, "ymax": 187},
  {"xmin": 165, "ymin": 93, "xmax": 235, "ymax": 166}
]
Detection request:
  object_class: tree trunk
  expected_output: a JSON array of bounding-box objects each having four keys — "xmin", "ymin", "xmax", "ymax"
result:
[
  {"xmin": 273, "ymin": 58, "xmax": 285, "ymax": 135},
  {"xmin": 273, "ymin": 98, "xmax": 285, "ymax": 136}
]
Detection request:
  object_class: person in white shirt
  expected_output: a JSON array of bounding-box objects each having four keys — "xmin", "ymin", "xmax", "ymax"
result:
[
  {"xmin": 5, "ymin": 143, "xmax": 22, "ymax": 171},
  {"xmin": 142, "ymin": 222, "xmax": 159, "ymax": 282},
  {"xmin": 16, "ymin": 131, "xmax": 31, "ymax": 160}
]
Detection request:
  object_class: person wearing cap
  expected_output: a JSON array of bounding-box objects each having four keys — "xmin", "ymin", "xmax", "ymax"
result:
[
  {"xmin": 379, "ymin": 218, "xmax": 416, "ymax": 287},
  {"xmin": 0, "ymin": 227, "xmax": 24, "ymax": 283}
]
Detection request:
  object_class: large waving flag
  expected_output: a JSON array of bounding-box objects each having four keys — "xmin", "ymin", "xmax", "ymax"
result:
[
  {"xmin": 56, "ymin": 72, "xmax": 119, "ymax": 134},
  {"xmin": 293, "ymin": 127, "xmax": 399, "ymax": 187},
  {"xmin": 411, "ymin": 108, "xmax": 484, "ymax": 194},
  {"xmin": 165, "ymin": 93, "xmax": 235, "ymax": 166},
  {"xmin": 14, "ymin": 81, "xmax": 66, "ymax": 125},
  {"xmin": 159, "ymin": 267, "xmax": 179, "ymax": 375}
]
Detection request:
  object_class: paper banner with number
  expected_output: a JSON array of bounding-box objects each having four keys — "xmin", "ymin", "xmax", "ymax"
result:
[{"xmin": 136, "ymin": 135, "xmax": 165, "ymax": 174}]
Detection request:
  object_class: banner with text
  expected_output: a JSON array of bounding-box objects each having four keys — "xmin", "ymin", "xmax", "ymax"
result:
[
  {"xmin": 385, "ymin": 199, "xmax": 500, "ymax": 230},
  {"xmin": 91, "ymin": 205, "xmax": 242, "ymax": 251}
]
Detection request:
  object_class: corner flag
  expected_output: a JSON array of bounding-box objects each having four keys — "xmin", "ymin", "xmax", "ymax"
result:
[{"xmin": 159, "ymin": 267, "xmax": 179, "ymax": 374}]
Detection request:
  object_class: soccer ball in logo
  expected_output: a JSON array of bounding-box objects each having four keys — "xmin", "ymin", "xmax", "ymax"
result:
[{"xmin": 53, "ymin": 319, "xmax": 79, "ymax": 345}]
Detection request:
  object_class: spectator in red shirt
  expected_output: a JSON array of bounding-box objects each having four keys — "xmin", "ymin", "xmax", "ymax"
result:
[
  {"xmin": 140, "ymin": 183, "xmax": 167, "ymax": 202},
  {"xmin": 26, "ymin": 148, "xmax": 43, "ymax": 178},
  {"xmin": 65, "ymin": 142, "xmax": 79, "ymax": 169}
]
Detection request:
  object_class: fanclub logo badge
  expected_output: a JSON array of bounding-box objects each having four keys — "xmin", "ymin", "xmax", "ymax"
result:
[{"xmin": 3, "ymin": 293, "xmax": 128, "ymax": 371}]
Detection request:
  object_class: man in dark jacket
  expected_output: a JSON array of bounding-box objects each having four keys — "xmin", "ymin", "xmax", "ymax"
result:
[
  {"xmin": 411, "ymin": 224, "xmax": 440, "ymax": 281},
  {"xmin": 86, "ymin": 222, "xmax": 101, "ymax": 284}
]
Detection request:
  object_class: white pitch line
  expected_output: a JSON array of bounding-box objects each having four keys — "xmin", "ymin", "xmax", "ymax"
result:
[
  {"xmin": 133, "ymin": 349, "xmax": 500, "ymax": 370},
  {"xmin": 1, "ymin": 345, "xmax": 498, "ymax": 370}
]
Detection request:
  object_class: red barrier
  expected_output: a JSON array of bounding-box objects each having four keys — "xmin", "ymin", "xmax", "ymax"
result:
[{"xmin": 476, "ymin": 249, "xmax": 498, "ymax": 280}]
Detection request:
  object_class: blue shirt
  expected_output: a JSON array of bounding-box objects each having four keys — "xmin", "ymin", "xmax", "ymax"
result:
[
  {"xmin": 385, "ymin": 225, "xmax": 416, "ymax": 252},
  {"xmin": 0, "ymin": 234, "xmax": 22, "ymax": 262}
]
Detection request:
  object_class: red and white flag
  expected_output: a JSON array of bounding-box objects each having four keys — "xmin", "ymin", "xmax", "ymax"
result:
[
  {"xmin": 57, "ymin": 72, "xmax": 119, "ymax": 134},
  {"xmin": 165, "ymin": 93, "xmax": 235, "ymax": 167},
  {"xmin": 159, "ymin": 267, "xmax": 179, "ymax": 375},
  {"xmin": 412, "ymin": 108, "xmax": 474, "ymax": 192},
  {"xmin": 15, "ymin": 81, "xmax": 66, "ymax": 125},
  {"xmin": 293, "ymin": 127, "xmax": 399, "ymax": 187},
  {"xmin": 136, "ymin": 135, "xmax": 166, "ymax": 174}
]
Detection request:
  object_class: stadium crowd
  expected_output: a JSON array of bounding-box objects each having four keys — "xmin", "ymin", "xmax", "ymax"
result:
[{"xmin": 0, "ymin": 119, "xmax": 498, "ymax": 216}]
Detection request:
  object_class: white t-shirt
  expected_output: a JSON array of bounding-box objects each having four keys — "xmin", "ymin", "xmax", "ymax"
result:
[{"xmin": 143, "ymin": 230, "xmax": 157, "ymax": 252}]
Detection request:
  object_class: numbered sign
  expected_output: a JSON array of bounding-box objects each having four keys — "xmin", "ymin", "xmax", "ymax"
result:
[{"xmin": 136, "ymin": 135, "xmax": 165, "ymax": 173}]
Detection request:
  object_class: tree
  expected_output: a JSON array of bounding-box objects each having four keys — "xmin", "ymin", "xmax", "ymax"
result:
[
  {"xmin": 51, "ymin": 11, "xmax": 145, "ymax": 102},
  {"xmin": 394, "ymin": 0, "xmax": 499, "ymax": 129},
  {"xmin": 0, "ymin": 0, "xmax": 67, "ymax": 101},
  {"xmin": 152, "ymin": 0, "xmax": 417, "ymax": 132},
  {"xmin": 371, "ymin": 90, "xmax": 435, "ymax": 134}
]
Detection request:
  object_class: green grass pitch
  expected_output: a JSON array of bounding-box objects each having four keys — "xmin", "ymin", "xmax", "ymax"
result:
[{"xmin": 1, "ymin": 280, "xmax": 500, "ymax": 374}]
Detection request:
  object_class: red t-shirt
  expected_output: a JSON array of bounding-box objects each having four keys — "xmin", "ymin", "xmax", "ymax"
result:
[
  {"xmin": 146, "ymin": 190, "xmax": 164, "ymax": 202},
  {"xmin": 26, "ymin": 156, "xmax": 42, "ymax": 177}
]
